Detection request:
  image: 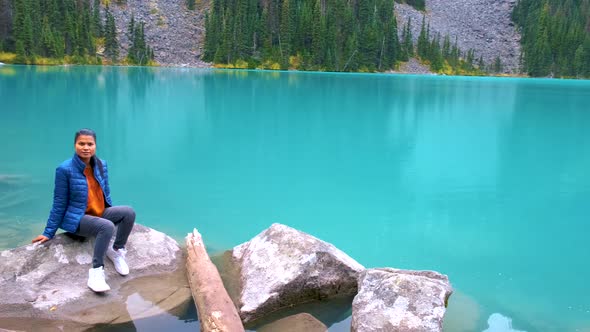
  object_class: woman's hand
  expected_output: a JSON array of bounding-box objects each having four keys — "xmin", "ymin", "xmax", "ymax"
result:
[{"xmin": 32, "ymin": 235, "xmax": 49, "ymax": 244}]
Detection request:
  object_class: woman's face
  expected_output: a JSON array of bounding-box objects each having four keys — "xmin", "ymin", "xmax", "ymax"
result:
[{"xmin": 75, "ymin": 135, "xmax": 96, "ymax": 161}]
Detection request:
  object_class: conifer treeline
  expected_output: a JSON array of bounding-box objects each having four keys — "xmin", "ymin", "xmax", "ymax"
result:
[
  {"xmin": 204, "ymin": 0, "xmax": 402, "ymax": 71},
  {"xmin": 204, "ymin": 0, "xmax": 482, "ymax": 73},
  {"xmin": 127, "ymin": 15, "xmax": 155, "ymax": 65},
  {"xmin": 512, "ymin": 0, "xmax": 590, "ymax": 78},
  {"xmin": 0, "ymin": 0, "xmax": 154, "ymax": 65},
  {"xmin": 11, "ymin": 0, "xmax": 101, "ymax": 61}
]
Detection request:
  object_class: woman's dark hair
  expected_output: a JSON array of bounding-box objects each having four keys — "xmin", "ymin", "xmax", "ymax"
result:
[{"xmin": 74, "ymin": 129, "xmax": 104, "ymax": 178}]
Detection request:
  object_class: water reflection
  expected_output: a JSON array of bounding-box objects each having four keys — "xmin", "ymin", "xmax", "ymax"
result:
[{"xmin": 1, "ymin": 67, "xmax": 589, "ymax": 331}]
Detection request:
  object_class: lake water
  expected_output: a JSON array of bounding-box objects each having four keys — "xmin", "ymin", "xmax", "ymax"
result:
[{"xmin": 1, "ymin": 65, "xmax": 589, "ymax": 331}]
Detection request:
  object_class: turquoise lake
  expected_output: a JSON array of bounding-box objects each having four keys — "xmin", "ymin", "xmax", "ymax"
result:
[{"xmin": 0, "ymin": 65, "xmax": 589, "ymax": 331}]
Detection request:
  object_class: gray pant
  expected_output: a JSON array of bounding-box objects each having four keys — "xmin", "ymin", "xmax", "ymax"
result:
[{"xmin": 76, "ymin": 206, "xmax": 136, "ymax": 268}]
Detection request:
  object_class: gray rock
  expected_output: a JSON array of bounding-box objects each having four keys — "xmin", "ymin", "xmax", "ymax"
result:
[
  {"xmin": 230, "ymin": 223, "xmax": 364, "ymax": 324},
  {"xmin": 0, "ymin": 224, "xmax": 190, "ymax": 326},
  {"xmin": 395, "ymin": 0, "xmax": 522, "ymax": 73},
  {"xmin": 105, "ymin": 0, "xmax": 211, "ymax": 68},
  {"xmin": 392, "ymin": 58, "xmax": 433, "ymax": 75},
  {"xmin": 351, "ymin": 268, "xmax": 452, "ymax": 332}
]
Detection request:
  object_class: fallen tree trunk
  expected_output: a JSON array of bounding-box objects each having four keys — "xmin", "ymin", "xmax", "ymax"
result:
[{"xmin": 186, "ymin": 229, "xmax": 244, "ymax": 332}]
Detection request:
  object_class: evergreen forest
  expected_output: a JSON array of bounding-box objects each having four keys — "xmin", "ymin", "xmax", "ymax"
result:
[
  {"xmin": 512, "ymin": 0, "xmax": 590, "ymax": 78},
  {"xmin": 0, "ymin": 0, "xmax": 588, "ymax": 77},
  {"xmin": 0, "ymin": 0, "xmax": 153, "ymax": 65},
  {"xmin": 203, "ymin": 0, "xmax": 484, "ymax": 74}
]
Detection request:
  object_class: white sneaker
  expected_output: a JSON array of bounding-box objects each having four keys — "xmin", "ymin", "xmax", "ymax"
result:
[
  {"xmin": 106, "ymin": 247, "xmax": 129, "ymax": 276},
  {"xmin": 88, "ymin": 266, "xmax": 110, "ymax": 292}
]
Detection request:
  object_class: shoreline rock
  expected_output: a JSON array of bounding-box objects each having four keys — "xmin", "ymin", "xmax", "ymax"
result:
[
  {"xmin": 229, "ymin": 223, "xmax": 365, "ymax": 324},
  {"xmin": 0, "ymin": 224, "xmax": 190, "ymax": 326},
  {"xmin": 1, "ymin": 222, "xmax": 454, "ymax": 331},
  {"xmin": 351, "ymin": 268, "xmax": 453, "ymax": 332}
]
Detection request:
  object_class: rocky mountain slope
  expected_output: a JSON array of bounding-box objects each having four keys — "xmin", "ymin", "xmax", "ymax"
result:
[
  {"xmin": 395, "ymin": 0, "xmax": 521, "ymax": 73},
  {"xmin": 110, "ymin": 0, "xmax": 521, "ymax": 72},
  {"xmin": 109, "ymin": 0, "xmax": 209, "ymax": 67}
]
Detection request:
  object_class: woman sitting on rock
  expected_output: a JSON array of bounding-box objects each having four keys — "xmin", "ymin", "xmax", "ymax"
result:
[{"xmin": 32, "ymin": 128, "xmax": 136, "ymax": 293}]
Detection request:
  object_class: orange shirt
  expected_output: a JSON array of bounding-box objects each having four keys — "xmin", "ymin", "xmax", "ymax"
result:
[{"xmin": 84, "ymin": 166, "xmax": 105, "ymax": 217}]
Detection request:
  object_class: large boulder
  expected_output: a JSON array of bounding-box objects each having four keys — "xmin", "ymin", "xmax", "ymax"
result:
[
  {"xmin": 0, "ymin": 224, "xmax": 190, "ymax": 329},
  {"xmin": 351, "ymin": 268, "xmax": 453, "ymax": 332},
  {"xmin": 230, "ymin": 223, "xmax": 364, "ymax": 324}
]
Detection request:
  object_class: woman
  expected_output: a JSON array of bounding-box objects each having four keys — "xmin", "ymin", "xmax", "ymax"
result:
[{"xmin": 32, "ymin": 129, "xmax": 136, "ymax": 293}]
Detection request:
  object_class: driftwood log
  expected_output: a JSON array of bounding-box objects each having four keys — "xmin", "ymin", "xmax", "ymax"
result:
[{"xmin": 186, "ymin": 229, "xmax": 244, "ymax": 332}]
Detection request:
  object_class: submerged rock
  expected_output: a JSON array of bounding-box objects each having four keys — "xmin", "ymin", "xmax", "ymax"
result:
[
  {"xmin": 351, "ymin": 268, "xmax": 453, "ymax": 332},
  {"xmin": 442, "ymin": 291, "xmax": 481, "ymax": 332},
  {"xmin": 483, "ymin": 313, "xmax": 526, "ymax": 332},
  {"xmin": 0, "ymin": 174, "xmax": 27, "ymax": 185},
  {"xmin": 257, "ymin": 312, "xmax": 328, "ymax": 332},
  {"xmin": 230, "ymin": 223, "xmax": 364, "ymax": 324},
  {"xmin": 0, "ymin": 224, "xmax": 190, "ymax": 327}
]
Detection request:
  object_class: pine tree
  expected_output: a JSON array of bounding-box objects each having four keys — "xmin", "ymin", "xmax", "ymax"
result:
[
  {"xmin": 104, "ymin": 6, "xmax": 118, "ymax": 61},
  {"xmin": 92, "ymin": 0, "xmax": 103, "ymax": 37},
  {"xmin": 402, "ymin": 17, "xmax": 414, "ymax": 59},
  {"xmin": 41, "ymin": 15, "xmax": 56, "ymax": 57},
  {"xmin": 311, "ymin": 0, "xmax": 324, "ymax": 65},
  {"xmin": 63, "ymin": 1, "xmax": 76, "ymax": 55},
  {"xmin": 442, "ymin": 34, "xmax": 451, "ymax": 59},
  {"xmin": 127, "ymin": 14, "xmax": 136, "ymax": 63},
  {"xmin": 573, "ymin": 36, "xmax": 590, "ymax": 77},
  {"xmin": 513, "ymin": 0, "xmax": 589, "ymax": 77},
  {"xmin": 81, "ymin": 1, "xmax": 95, "ymax": 56},
  {"xmin": 450, "ymin": 36, "xmax": 459, "ymax": 67},
  {"xmin": 279, "ymin": 0, "xmax": 292, "ymax": 65},
  {"xmin": 127, "ymin": 19, "xmax": 152, "ymax": 65},
  {"xmin": 429, "ymin": 33, "xmax": 443, "ymax": 71},
  {"xmin": 493, "ymin": 56, "xmax": 503, "ymax": 73},
  {"xmin": 235, "ymin": 0, "xmax": 251, "ymax": 60},
  {"xmin": 417, "ymin": 16, "xmax": 428, "ymax": 59},
  {"xmin": 187, "ymin": 0, "xmax": 195, "ymax": 10},
  {"xmin": 29, "ymin": 0, "xmax": 42, "ymax": 56},
  {"xmin": 13, "ymin": 0, "xmax": 35, "ymax": 57},
  {"xmin": 128, "ymin": 14, "xmax": 135, "ymax": 40},
  {"xmin": 203, "ymin": 2, "xmax": 221, "ymax": 61},
  {"xmin": 258, "ymin": 7, "xmax": 271, "ymax": 57},
  {"xmin": 13, "ymin": 0, "xmax": 27, "ymax": 58},
  {"xmin": 477, "ymin": 56, "xmax": 485, "ymax": 70},
  {"xmin": 375, "ymin": 0, "xmax": 399, "ymax": 68}
]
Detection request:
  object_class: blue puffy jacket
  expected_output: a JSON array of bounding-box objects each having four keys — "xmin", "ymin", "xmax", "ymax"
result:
[{"xmin": 43, "ymin": 154, "xmax": 113, "ymax": 238}]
